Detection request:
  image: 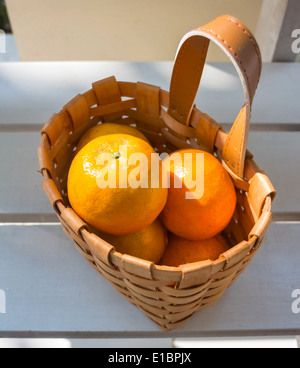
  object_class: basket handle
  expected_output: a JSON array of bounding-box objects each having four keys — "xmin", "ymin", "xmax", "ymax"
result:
[{"xmin": 168, "ymin": 15, "xmax": 262, "ymax": 178}]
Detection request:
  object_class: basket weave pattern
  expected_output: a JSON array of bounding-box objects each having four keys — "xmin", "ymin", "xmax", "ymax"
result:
[{"xmin": 38, "ymin": 16, "xmax": 276, "ymax": 331}]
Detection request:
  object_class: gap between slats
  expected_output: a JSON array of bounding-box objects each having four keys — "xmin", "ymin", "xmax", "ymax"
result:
[
  {"xmin": 0, "ymin": 213, "xmax": 299, "ymax": 225},
  {"xmin": 1, "ymin": 123, "xmax": 300, "ymax": 133}
]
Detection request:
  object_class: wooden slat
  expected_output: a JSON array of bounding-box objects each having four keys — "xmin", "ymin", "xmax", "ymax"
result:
[
  {"xmin": 0, "ymin": 132, "xmax": 51, "ymax": 215},
  {"xmin": 0, "ymin": 62, "xmax": 299, "ymax": 126},
  {"xmin": 247, "ymin": 132, "xmax": 300, "ymax": 215},
  {"xmin": 0, "ymin": 131, "xmax": 298, "ymax": 217},
  {"xmin": 0, "ymin": 222, "xmax": 299, "ymax": 337}
]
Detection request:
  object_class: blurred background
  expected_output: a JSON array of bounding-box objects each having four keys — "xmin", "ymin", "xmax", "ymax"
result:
[
  {"xmin": 1, "ymin": 0, "xmax": 300, "ymax": 62},
  {"xmin": 0, "ymin": 0, "xmax": 11, "ymax": 33}
]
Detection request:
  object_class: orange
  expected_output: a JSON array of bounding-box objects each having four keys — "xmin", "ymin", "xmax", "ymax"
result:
[
  {"xmin": 93, "ymin": 219, "xmax": 168, "ymax": 264},
  {"xmin": 160, "ymin": 233, "xmax": 230, "ymax": 267},
  {"xmin": 68, "ymin": 134, "xmax": 168, "ymax": 235},
  {"xmin": 160, "ymin": 149, "xmax": 236, "ymax": 240},
  {"xmin": 76, "ymin": 123, "xmax": 149, "ymax": 152}
]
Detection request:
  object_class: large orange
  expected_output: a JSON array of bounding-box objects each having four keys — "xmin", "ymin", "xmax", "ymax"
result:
[
  {"xmin": 76, "ymin": 123, "xmax": 149, "ymax": 152},
  {"xmin": 160, "ymin": 233, "xmax": 230, "ymax": 267},
  {"xmin": 68, "ymin": 134, "xmax": 168, "ymax": 235},
  {"xmin": 93, "ymin": 219, "xmax": 167, "ymax": 264},
  {"xmin": 160, "ymin": 149, "xmax": 236, "ymax": 240}
]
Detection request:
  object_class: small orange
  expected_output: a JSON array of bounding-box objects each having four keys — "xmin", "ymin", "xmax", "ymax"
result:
[
  {"xmin": 93, "ymin": 219, "xmax": 168, "ymax": 264},
  {"xmin": 160, "ymin": 149, "xmax": 236, "ymax": 240},
  {"xmin": 160, "ymin": 233, "xmax": 230, "ymax": 267},
  {"xmin": 68, "ymin": 134, "xmax": 168, "ymax": 235},
  {"xmin": 76, "ymin": 123, "xmax": 149, "ymax": 152}
]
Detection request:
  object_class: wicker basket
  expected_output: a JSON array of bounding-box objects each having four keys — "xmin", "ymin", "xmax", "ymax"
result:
[{"xmin": 38, "ymin": 15, "xmax": 276, "ymax": 332}]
